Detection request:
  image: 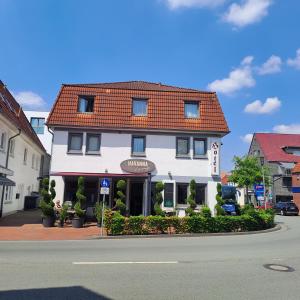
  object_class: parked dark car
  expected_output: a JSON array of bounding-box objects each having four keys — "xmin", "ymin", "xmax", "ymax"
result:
[{"xmin": 274, "ymin": 202, "xmax": 299, "ymax": 216}]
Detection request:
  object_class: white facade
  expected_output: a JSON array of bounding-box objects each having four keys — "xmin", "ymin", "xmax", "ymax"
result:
[
  {"xmin": 50, "ymin": 129, "xmax": 221, "ymax": 215},
  {"xmin": 0, "ymin": 114, "xmax": 45, "ymax": 216},
  {"xmin": 24, "ymin": 111, "xmax": 52, "ymax": 154}
]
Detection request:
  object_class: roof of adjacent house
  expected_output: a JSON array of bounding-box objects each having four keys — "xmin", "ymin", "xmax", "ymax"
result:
[
  {"xmin": 253, "ymin": 133, "xmax": 300, "ymax": 163},
  {"xmin": 0, "ymin": 81, "xmax": 46, "ymax": 152},
  {"xmin": 292, "ymin": 162, "xmax": 300, "ymax": 174},
  {"xmin": 47, "ymin": 81, "xmax": 229, "ymax": 134}
]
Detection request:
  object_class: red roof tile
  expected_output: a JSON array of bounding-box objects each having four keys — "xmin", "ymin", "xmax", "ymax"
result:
[
  {"xmin": 254, "ymin": 133, "xmax": 300, "ymax": 163},
  {"xmin": 0, "ymin": 81, "xmax": 46, "ymax": 152},
  {"xmin": 47, "ymin": 81, "xmax": 229, "ymax": 134},
  {"xmin": 292, "ymin": 163, "xmax": 300, "ymax": 174}
]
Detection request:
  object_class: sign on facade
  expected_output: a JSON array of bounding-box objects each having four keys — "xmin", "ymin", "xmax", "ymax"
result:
[
  {"xmin": 211, "ymin": 142, "xmax": 220, "ymax": 176},
  {"xmin": 100, "ymin": 187, "xmax": 110, "ymax": 195},
  {"xmin": 120, "ymin": 159, "xmax": 156, "ymax": 174}
]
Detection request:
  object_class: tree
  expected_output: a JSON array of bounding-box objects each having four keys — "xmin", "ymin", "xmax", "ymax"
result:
[
  {"xmin": 185, "ymin": 179, "xmax": 197, "ymax": 216},
  {"xmin": 228, "ymin": 156, "xmax": 270, "ymax": 204},
  {"xmin": 154, "ymin": 182, "xmax": 165, "ymax": 216},
  {"xmin": 114, "ymin": 179, "xmax": 127, "ymax": 216},
  {"xmin": 215, "ymin": 183, "xmax": 225, "ymax": 216},
  {"xmin": 75, "ymin": 176, "xmax": 86, "ymax": 218},
  {"xmin": 40, "ymin": 178, "xmax": 55, "ymax": 217}
]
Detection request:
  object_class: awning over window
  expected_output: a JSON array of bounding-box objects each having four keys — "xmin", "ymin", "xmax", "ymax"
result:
[{"xmin": 0, "ymin": 177, "xmax": 16, "ymax": 186}]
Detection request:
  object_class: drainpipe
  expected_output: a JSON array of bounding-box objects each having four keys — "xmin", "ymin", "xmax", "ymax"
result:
[{"xmin": 0, "ymin": 128, "xmax": 21, "ymax": 218}]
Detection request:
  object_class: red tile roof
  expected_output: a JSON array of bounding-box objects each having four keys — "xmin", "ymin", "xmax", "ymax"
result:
[
  {"xmin": 292, "ymin": 163, "xmax": 300, "ymax": 174},
  {"xmin": 0, "ymin": 81, "xmax": 46, "ymax": 152},
  {"xmin": 47, "ymin": 81, "xmax": 229, "ymax": 134},
  {"xmin": 254, "ymin": 133, "xmax": 300, "ymax": 163}
]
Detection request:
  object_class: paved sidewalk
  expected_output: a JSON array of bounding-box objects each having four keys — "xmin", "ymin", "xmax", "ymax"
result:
[{"xmin": 0, "ymin": 210, "xmax": 102, "ymax": 241}]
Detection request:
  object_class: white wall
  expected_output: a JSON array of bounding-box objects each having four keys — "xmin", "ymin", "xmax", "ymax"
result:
[
  {"xmin": 0, "ymin": 116, "xmax": 44, "ymax": 215},
  {"xmin": 24, "ymin": 111, "xmax": 52, "ymax": 154},
  {"xmin": 51, "ymin": 129, "xmax": 222, "ymax": 214}
]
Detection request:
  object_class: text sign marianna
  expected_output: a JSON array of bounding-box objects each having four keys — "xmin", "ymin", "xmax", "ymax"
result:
[
  {"xmin": 211, "ymin": 141, "xmax": 220, "ymax": 176},
  {"xmin": 120, "ymin": 159, "xmax": 156, "ymax": 174}
]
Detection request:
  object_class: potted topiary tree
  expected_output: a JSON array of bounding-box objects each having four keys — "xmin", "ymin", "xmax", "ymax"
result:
[
  {"xmin": 154, "ymin": 181, "xmax": 165, "ymax": 216},
  {"xmin": 114, "ymin": 180, "xmax": 127, "ymax": 216},
  {"xmin": 40, "ymin": 178, "xmax": 56, "ymax": 227},
  {"xmin": 185, "ymin": 179, "xmax": 197, "ymax": 216},
  {"xmin": 72, "ymin": 176, "xmax": 86, "ymax": 228}
]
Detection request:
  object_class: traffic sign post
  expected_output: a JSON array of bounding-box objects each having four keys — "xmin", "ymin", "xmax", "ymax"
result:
[{"xmin": 100, "ymin": 178, "xmax": 110, "ymax": 236}]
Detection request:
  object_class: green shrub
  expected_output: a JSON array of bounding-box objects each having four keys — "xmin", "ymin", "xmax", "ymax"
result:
[
  {"xmin": 154, "ymin": 182, "xmax": 165, "ymax": 216},
  {"xmin": 114, "ymin": 180, "xmax": 127, "ymax": 215},
  {"xmin": 146, "ymin": 215, "xmax": 167, "ymax": 233},
  {"xmin": 185, "ymin": 179, "xmax": 197, "ymax": 216},
  {"xmin": 200, "ymin": 206, "xmax": 212, "ymax": 218},
  {"xmin": 104, "ymin": 209, "xmax": 114, "ymax": 234},
  {"xmin": 110, "ymin": 215, "xmax": 125, "ymax": 235},
  {"xmin": 166, "ymin": 216, "xmax": 182, "ymax": 233},
  {"xmin": 39, "ymin": 178, "xmax": 55, "ymax": 217},
  {"xmin": 215, "ymin": 183, "xmax": 225, "ymax": 215},
  {"xmin": 215, "ymin": 204, "xmax": 226, "ymax": 216},
  {"xmin": 240, "ymin": 204, "xmax": 255, "ymax": 215},
  {"xmin": 127, "ymin": 216, "xmax": 145, "ymax": 235},
  {"xmin": 59, "ymin": 203, "xmax": 68, "ymax": 222},
  {"xmin": 74, "ymin": 201, "xmax": 85, "ymax": 218},
  {"xmin": 95, "ymin": 201, "xmax": 104, "ymax": 224}
]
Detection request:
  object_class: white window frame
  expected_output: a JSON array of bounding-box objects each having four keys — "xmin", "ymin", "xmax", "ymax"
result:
[{"xmin": 162, "ymin": 180, "xmax": 176, "ymax": 211}]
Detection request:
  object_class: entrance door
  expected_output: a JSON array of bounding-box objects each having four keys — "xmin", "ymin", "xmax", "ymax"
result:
[{"xmin": 130, "ymin": 182, "xmax": 144, "ymax": 216}]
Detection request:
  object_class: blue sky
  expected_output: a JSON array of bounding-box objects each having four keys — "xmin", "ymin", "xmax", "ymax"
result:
[{"xmin": 1, "ymin": 0, "xmax": 300, "ymax": 170}]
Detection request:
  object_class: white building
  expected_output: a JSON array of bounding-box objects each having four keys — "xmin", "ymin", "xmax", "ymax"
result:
[
  {"xmin": 24, "ymin": 111, "xmax": 52, "ymax": 154},
  {"xmin": 0, "ymin": 81, "xmax": 47, "ymax": 217},
  {"xmin": 47, "ymin": 81, "xmax": 229, "ymax": 216}
]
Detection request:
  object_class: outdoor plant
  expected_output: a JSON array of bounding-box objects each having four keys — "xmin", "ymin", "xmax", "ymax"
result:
[
  {"xmin": 200, "ymin": 206, "xmax": 212, "ymax": 218},
  {"xmin": 185, "ymin": 179, "xmax": 197, "ymax": 216},
  {"xmin": 74, "ymin": 201, "xmax": 85, "ymax": 218},
  {"xmin": 154, "ymin": 181, "xmax": 165, "ymax": 216},
  {"xmin": 72, "ymin": 176, "xmax": 86, "ymax": 228},
  {"xmin": 39, "ymin": 178, "xmax": 56, "ymax": 227},
  {"xmin": 114, "ymin": 179, "xmax": 127, "ymax": 215},
  {"xmin": 215, "ymin": 183, "xmax": 226, "ymax": 216},
  {"xmin": 59, "ymin": 203, "xmax": 68, "ymax": 227}
]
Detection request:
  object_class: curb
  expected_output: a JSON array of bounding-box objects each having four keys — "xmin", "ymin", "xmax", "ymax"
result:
[{"xmin": 89, "ymin": 224, "xmax": 282, "ymax": 240}]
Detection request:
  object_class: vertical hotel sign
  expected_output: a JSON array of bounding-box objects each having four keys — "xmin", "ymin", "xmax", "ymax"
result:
[{"xmin": 211, "ymin": 141, "xmax": 220, "ymax": 176}]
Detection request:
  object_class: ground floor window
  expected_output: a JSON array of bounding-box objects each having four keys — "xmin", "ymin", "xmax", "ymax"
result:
[
  {"xmin": 4, "ymin": 185, "xmax": 13, "ymax": 203},
  {"xmin": 176, "ymin": 183, "xmax": 188, "ymax": 205},
  {"xmin": 164, "ymin": 183, "xmax": 174, "ymax": 208},
  {"xmin": 195, "ymin": 184, "xmax": 206, "ymax": 205},
  {"xmin": 176, "ymin": 182, "xmax": 207, "ymax": 206}
]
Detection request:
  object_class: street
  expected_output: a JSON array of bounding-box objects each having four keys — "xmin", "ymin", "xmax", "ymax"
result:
[{"xmin": 0, "ymin": 216, "xmax": 300, "ymax": 300}]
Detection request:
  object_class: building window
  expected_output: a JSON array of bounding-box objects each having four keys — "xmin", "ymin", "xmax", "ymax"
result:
[
  {"xmin": 36, "ymin": 156, "xmax": 39, "ymax": 170},
  {"xmin": 196, "ymin": 184, "xmax": 206, "ymax": 205},
  {"xmin": 30, "ymin": 118, "xmax": 45, "ymax": 134},
  {"xmin": 68, "ymin": 133, "xmax": 83, "ymax": 153},
  {"xmin": 184, "ymin": 102, "xmax": 199, "ymax": 118},
  {"xmin": 4, "ymin": 186, "xmax": 13, "ymax": 203},
  {"xmin": 31, "ymin": 154, "xmax": 35, "ymax": 169},
  {"xmin": 176, "ymin": 183, "xmax": 188, "ymax": 205},
  {"xmin": 23, "ymin": 148, "xmax": 28, "ymax": 165},
  {"xmin": 78, "ymin": 96, "xmax": 94, "ymax": 113},
  {"xmin": 176, "ymin": 137, "xmax": 190, "ymax": 157},
  {"xmin": 9, "ymin": 139, "xmax": 15, "ymax": 157},
  {"xmin": 86, "ymin": 134, "xmax": 101, "ymax": 154},
  {"xmin": 164, "ymin": 183, "xmax": 174, "ymax": 208},
  {"xmin": 193, "ymin": 138, "xmax": 206, "ymax": 157},
  {"xmin": 132, "ymin": 99, "xmax": 147, "ymax": 116},
  {"xmin": 282, "ymin": 177, "xmax": 292, "ymax": 187},
  {"xmin": 132, "ymin": 136, "xmax": 146, "ymax": 155},
  {"xmin": 0, "ymin": 132, "xmax": 6, "ymax": 151}
]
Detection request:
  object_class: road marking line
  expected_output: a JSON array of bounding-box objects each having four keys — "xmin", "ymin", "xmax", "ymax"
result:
[{"xmin": 72, "ymin": 261, "xmax": 178, "ymax": 265}]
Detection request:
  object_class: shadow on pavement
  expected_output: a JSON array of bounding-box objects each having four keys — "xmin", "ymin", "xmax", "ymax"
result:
[
  {"xmin": 0, "ymin": 209, "xmax": 41, "ymax": 227},
  {"xmin": 0, "ymin": 286, "xmax": 112, "ymax": 300}
]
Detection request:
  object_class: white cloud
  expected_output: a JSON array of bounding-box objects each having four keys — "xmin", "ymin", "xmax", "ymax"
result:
[
  {"xmin": 244, "ymin": 97, "xmax": 281, "ymax": 114},
  {"xmin": 273, "ymin": 124, "xmax": 300, "ymax": 134},
  {"xmin": 241, "ymin": 133, "xmax": 253, "ymax": 143},
  {"xmin": 223, "ymin": 0, "xmax": 273, "ymax": 28},
  {"xmin": 207, "ymin": 56, "xmax": 255, "ymax": 94},
  {"xmin": 258, "ymin": 55, "xmax": 282, "ymax": 75},
  {"xmin": 13, "ymin": 91, "xmax": 46, "ymax": 110},
  {"xmin": 165, "ymin": 0, "xmax": 225, "ymax": 9},
  {"xmin": 287, "ymin": 48, "xmax": 300, "ymax": 70}
]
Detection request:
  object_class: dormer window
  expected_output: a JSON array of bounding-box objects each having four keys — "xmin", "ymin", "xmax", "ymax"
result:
[
  {"xmin": 184, "ymin": 101, "xmax": 199, "ymax": 118},
  {"xmin": 78, "ymin": 96, "xmax": 94, "ymax": 113},
  {"xmin": 132, "ymin": 99, "xmax": 147, "ymax": 116}
]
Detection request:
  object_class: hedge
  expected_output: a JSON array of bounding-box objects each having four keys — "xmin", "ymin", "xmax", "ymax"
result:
[{"xmin": 104, "ymin": 209, "xmax": 275, "ymax": 236}]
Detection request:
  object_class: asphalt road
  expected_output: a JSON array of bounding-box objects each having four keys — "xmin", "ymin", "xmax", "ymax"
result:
[{"xmin": 0, "ymin": 216, "xmax": 300, "ymax": 300}]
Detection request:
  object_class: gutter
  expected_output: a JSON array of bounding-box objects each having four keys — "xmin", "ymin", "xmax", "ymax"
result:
[{"xmin": 0, "ymin": 128, "xmax": 21, "ymax": 218}]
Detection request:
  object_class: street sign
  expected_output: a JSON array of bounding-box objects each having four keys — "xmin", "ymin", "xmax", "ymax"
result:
[
  {"xmin": 100, "ymin": 178, "xmax": 110, "ymax": 188},
  {"xmin": 100, "ymin": 187, "xmax": 109, "ymax": 195},
  {"xmin": 254, "ymin": 184, "xmax": 264, "ymax": 197}
]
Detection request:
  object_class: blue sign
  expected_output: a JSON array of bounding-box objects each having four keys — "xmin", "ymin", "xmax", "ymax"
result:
[
  {"xmin": 100, "ymin": 178, "xmax": 110, "ymax": 188},
  {"xmin": 254, "ymin": 184, "xmax": 264, "ymax": 197},
  {"xmin": 292, "ymin": 187, "xmax": 300, "ymax": 193}
]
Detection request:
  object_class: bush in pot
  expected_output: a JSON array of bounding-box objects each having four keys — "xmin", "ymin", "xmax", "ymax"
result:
[
  {"xmin": 58, "ymin": 203, "xmax": 68, "ymax": 227},
  {"xmin": 40, "ymin": 178, "xmax": 56, "ymax": 227},
  {"xmin": 72, "ymin": 176, "xmax": 86, "ymax": 228}
]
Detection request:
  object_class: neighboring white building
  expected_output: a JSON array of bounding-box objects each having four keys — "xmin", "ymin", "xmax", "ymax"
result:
[
  {"xmin": 47, "ymin": 81, "xmax": 230, "ymax": 216},
  {"xmin": 0, "ymin": 81, "xmax": 47, "ymax": 217},
  {"xmin": 24, "ymin": 111, "xmax": 52, "ymax": 154}
]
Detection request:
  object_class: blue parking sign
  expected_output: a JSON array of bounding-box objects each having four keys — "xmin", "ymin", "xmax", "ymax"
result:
[{"xmin": 100, "ymin": 178, "xmax": 110, "ymax": 188}]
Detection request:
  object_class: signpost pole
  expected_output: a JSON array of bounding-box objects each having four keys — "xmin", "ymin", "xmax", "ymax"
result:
[{"xmin": 101, "ymin": 194, "xmax": 105, "ymax": 236}]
